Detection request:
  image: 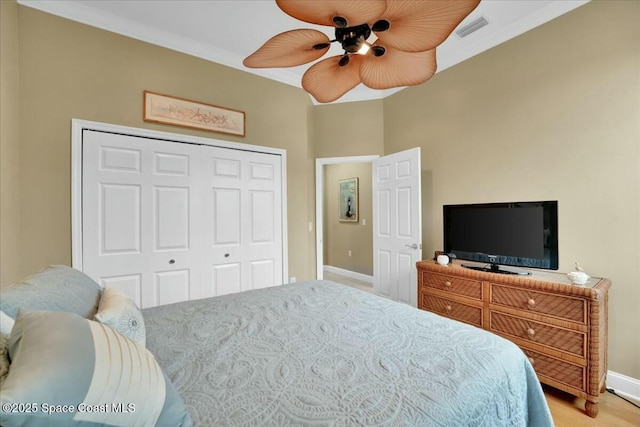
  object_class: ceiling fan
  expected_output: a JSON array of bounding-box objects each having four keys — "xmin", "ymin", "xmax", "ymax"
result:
[{"xmin": 243, "ymin": 0, "xmax": 481, "ymax": 103}]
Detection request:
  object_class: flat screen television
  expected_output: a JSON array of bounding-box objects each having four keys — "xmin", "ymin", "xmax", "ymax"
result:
[{"xmin": 443, "ymin": 201, "xmax": 558, "ymax": 275}]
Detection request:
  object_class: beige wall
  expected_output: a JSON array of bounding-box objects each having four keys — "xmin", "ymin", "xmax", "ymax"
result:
[
  {"xmin": 6, "ymin": 5, "xmax": 316, "ymax": 284},
  {"xmin": 0, "ymin": 0, "xmax": 21, "ymax": 284},
  {"xmin": 323, "ymin": 163, "xmax": 373, "ymax": 275},
  {"xmin": 311, "ymin": 101, "xmax": 384, "ymax": 158},
  {"xmin": 384, "ymin": 0, "xmax": 640, "ymax": 379}
]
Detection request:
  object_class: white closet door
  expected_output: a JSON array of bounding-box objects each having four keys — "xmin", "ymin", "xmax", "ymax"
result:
[
  {"xmin": 83, "ymin": 131, "xmax": 203, "ymax": 308},
  {"xmin": 201, "ymin": 147, "xmax": 282, "ymax": 296}
]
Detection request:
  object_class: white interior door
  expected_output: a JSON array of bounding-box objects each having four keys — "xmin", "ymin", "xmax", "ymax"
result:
[
  {"xmin": 372, "ymin": 148, "xmax": 422, "ymax": 306},
  {"xmin": 201, "ymin": 147, "xmax": 282, "ymax": 296},
  {"xmin": 83, "ymin": 130, "xmax": 203, "ymax": 308}
]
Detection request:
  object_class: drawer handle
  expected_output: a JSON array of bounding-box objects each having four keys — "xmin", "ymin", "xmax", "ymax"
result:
[
  {"xmin": 444, "ymin": 281, "xmax": 452, "ymax": 287},
  {"xmin": 528, "ymin": 357, "xmax": 535, "ymax": 366},
  {"xmin": 445, "ymin": 305, "xmax": 452, "ymax": 313},
  {"xmin": 527, "ymin": 328, "xmax": 536, "ymax": 339},
  {"xmin": 527, "ymin": 298, "xmax": 536, "ymax": 309}
]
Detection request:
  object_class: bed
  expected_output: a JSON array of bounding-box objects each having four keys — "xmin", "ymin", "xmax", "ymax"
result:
[{"xmin": 0, "ymin": 266, "xmax": 553, "ymax": 426}]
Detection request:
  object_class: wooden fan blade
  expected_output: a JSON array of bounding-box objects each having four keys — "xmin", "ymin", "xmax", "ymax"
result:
[
  {"xmin": 302, "ymin": 55, "xmax": 363, "ymax": 103},
  {"xmin": 359, "ymin": 46, "xmax": 436, "ymax": 89},
  {"xmin": 243, "ymin": 29, "xmax": 330, "ymax": 68},
  {"xmin": 373, "ymin": 0, "xmax": 480, "ymax": 52},
  {"xmin": 276, "ymin": 0, "xmax": 386, "ymax": 27}
]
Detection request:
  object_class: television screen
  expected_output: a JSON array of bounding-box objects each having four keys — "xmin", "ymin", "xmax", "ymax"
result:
[{"xmin": 443, "ymin": 201, "xmax": 558, "ymax": 274}]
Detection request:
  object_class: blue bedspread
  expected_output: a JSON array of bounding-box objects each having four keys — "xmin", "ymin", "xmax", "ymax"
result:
[{"xmin": 143, "ymin": 280, "xmax": 553, "ymax": 426}]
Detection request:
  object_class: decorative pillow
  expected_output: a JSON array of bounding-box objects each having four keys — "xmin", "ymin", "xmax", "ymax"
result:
[
  {"xmin": 0, "ymin": 310, "xmax": 14, "ymax": 335},
  {"xmin": 0, "ymin": 333, "xmax": 9, "ymax": 387},
  {"xmin": 94, "ymin": 287, "xmax": 146, "ymax": 346},
  {"xmin": 0, "ymin": 265, "xmax": 102, "ymax": 320},
  {"xmin": 1, "ymin": 310, "xmax": 192, "ymax": 427}
]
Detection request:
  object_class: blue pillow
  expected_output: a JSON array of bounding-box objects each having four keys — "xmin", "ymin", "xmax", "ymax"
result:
[
  {"xmin": 1, "ymin": 310, "xmax": 191, "ymax": 427},
  {"xmin": 0, "ymin": 265, "xmax": 101, "ymax": 319}
]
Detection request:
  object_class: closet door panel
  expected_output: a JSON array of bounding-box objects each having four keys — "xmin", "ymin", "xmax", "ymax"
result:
[
  {"xmin": 145, "ymin": 139, "xmax": 203, "ymax": 306},
  {"xmin": 101, "ymin": 274, "xmax": 142, "ymax": 306},
  {"xmin": 154, "ymin": 269, "xmax": 191, "ymax": 306},
  {"xmin": 251, "ymin": 191, "xmax": 275, "ymax": 243},
  {"xmin": 246, "ymin": 156, "xmax": 282, "ymax": 292},
  {"xmin": 100, "ymin": 183, "xmax": 142, "ymax": 254},
  {"xmin": 84, "ymin": 134, "xmax": 147, "ymax": 306},
  {"xmin": 83, "ymin": 131, "xmax": 203, "ymax": 308},
  {"xmin": 154, "ymin": 186, "xmax": 190, "ymax": 251},
  {"xmin": 250, "ymin": 260, "xmax": 275, "ymax": 289},
  {"xmin": 202, "ymin": 147, "xmax": 283, "ymax": 296},
  {"xmin": 211, "ymin": 263, "xmax": 242, "ymax": 296},
  {"xmin": 202, "ymin": 150, "xmax": 243, "ymax": 296},
  {"xmin": 212, "ymin": 188, "xmax": 241, "ymax": 245}
]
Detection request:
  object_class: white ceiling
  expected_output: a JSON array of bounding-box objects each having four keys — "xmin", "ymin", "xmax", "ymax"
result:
[{"xmin": 19, "ymin": 0, "xmax": 589, "ymax": 104}]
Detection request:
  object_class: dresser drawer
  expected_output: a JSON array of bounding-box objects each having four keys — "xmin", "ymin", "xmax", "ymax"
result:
[
  {"xmin": 490, "ymin": 312, "xmax": 586, "ymax": 357},
  {"xmin": 420, "ymin": 292, "xmax": 483, "ymax": 327},
  {"xmin": 421, "ymin": 272, "xmax": 482, "ymax": 300},
  {"xmin": 522, "ymin": 348, "xmax": 585, "ymax": 391},
  {"xmin": 490, "ymin": 283, "xmax": 586, "ymax": 323}
]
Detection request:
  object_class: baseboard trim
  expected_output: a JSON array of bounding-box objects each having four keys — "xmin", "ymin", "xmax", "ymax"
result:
[
  {"xmin": 323, "ymin": 265, "xmax": 373, "ymax": 284},
  {"xmin": 607, "ymin": 370, "xmax": 640, "ymax": 404}
]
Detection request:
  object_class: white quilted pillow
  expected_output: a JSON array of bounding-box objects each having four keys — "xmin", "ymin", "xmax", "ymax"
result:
[{"xmin": 94, "ymin": 288, "xmax": 146, "ymax": 346}]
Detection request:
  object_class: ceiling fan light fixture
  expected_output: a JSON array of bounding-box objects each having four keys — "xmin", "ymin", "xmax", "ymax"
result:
[
  {"xmin": 336, "ymin": 23, "xmax": 371, "ymax": 53},
  {"xmin": 249, "ymin": 0, "xmax": 482, "ymax": 102},
  {"xmin": 342, "ymin": 38, "xmax": 363, "ymax": 53},
  {"xmin": 357, "ymin": 43, "xmax": 371, "ymax": 55}
]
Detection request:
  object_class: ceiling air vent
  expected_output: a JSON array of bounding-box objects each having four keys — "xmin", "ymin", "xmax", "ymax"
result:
[{"xmin": 455, "ymin": 16, "xmax": 489, "ymax": 38}]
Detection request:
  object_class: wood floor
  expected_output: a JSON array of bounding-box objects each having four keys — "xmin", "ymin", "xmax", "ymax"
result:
[
  {"xmin": 323, "ymin": 271, "xmax": 640, "ymax": 426},
  {"xmin": 544, "ymin": 385, "xmax": 640, "ymax": 426}
]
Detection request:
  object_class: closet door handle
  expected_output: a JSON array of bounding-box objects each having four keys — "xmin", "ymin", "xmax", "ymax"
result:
[
  {"xmin": 405, "ymin": 244, "xmax": 418, "ymax": 250},
  {"xmin": 169, "ymin": 259, "xmax": 175, "ymax": 264}
]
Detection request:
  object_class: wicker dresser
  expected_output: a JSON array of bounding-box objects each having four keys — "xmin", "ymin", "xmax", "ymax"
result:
[{"xmin": 416, "ymin": 259, "xmax": 611, "ymax": 417}]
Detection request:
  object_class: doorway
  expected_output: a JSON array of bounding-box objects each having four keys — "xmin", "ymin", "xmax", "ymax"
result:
[
  {"xmin": 315, "ymin": 156, "xmax": 378, "ymax": 280},
  {"xmin": 316, "ymin": 148, "xmax": 422, "ymax": 307}
]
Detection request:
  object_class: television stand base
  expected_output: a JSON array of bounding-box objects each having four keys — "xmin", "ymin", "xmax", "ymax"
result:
[{"xmin": 461, "ymin": 263, "xmax": 531, "ymax": 275}]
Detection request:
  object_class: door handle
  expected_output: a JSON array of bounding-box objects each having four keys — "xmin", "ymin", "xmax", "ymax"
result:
[{"xmin": 405, "ymin": 244, "xmax": 418, "ymax": 250}]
